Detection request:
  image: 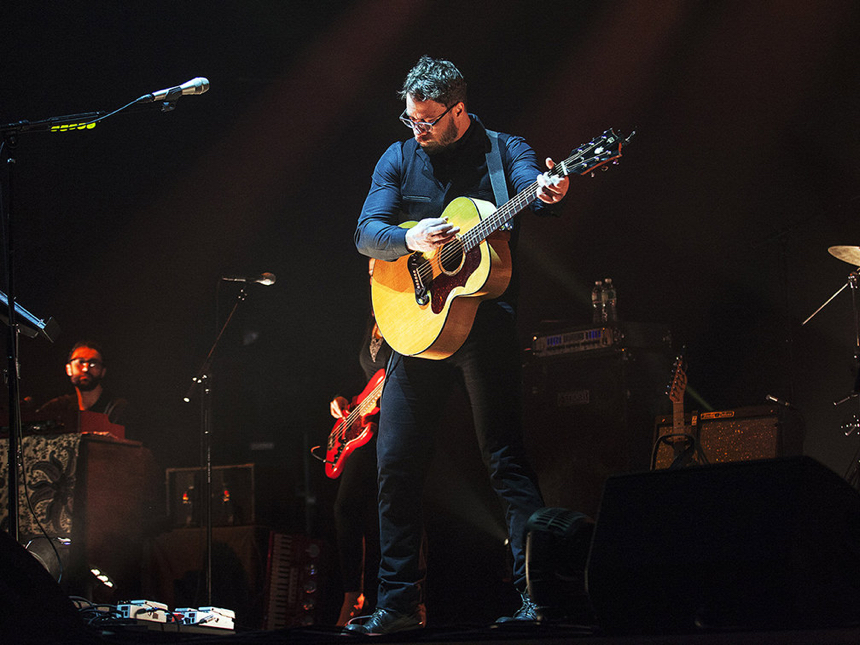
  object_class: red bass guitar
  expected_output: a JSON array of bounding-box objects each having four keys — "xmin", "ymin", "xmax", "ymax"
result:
[{"xmin": 324, "ymin": 369, "xmax": 386, "ymax": 479}]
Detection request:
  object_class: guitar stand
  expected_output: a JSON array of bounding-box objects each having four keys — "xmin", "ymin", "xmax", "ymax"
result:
[{"xmin": 649, "ymin": 412, "xmax": 710, "ymax": 470}]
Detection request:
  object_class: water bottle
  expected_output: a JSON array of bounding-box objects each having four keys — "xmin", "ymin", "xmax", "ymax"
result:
[
  {"xmin": 591, "ymin": 281, "xmax": 604, "ymax": 324},
  {"xmin": 604, "ymin": 278, "xmax": 617, "ymax": 323}
]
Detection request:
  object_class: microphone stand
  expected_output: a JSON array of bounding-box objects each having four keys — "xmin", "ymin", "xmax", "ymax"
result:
[
  {"xmin": 1, "ymin": 82, "xmax": 204, "ymax": 541},
  {"xmin": 183, "ymin": 286, "xmax": 247, "ymax": 607},
  {"xmin": 1, "ymin": 139, "xmax": 22, "ymax": 541},
  {"xmin": 1, "ymin": 117, "xmax": 91, "ymax": 541}
]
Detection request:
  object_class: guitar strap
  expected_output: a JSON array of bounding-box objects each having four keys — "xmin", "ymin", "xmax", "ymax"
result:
[{"xmin": 485, "ymin": 130, "xmax": 512, "ymax": 231}]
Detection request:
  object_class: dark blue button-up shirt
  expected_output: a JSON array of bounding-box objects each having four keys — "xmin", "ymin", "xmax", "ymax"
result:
[{"xmin": 355, "ymin": 115, "xmax": 561, "ymax": 306}]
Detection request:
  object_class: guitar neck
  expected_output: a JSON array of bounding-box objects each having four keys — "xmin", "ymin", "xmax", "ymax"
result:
[
  {"xmin": 353, "ymin": 378, "xmax": 386, "ymax": 418},
  {"xmin": 460, "ymin": 129, "xmax": 628, "ymax": 253},
  {"xmin": 673, "ymin": 400, "xmax": 685, "ymax": 434},
  {"xmin": 461, "ymin": 182, "xmax": 540, "ymax": 253}
]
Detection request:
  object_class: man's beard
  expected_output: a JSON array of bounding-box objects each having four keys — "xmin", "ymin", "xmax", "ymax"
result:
[
  {"xmin": 419, "ymin": 118, "xmax": 459, "ymax": 155},
  {"xmin": 72, "ymin": 375, "xmax": 101, "ymax": 392}
]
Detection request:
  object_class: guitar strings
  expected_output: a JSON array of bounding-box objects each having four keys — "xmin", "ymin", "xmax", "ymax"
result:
[
  {"xmin": 411, "ymin": 181, "xmax": 541, "ymax": 286},
  {"xmin": 408, "ymin": 138, "xmax": 613, "ymax": 288},
  {"xmin": 333, "ymin": 380, "xmax": 384, "ymax": 440},
  {"xmin": 331, "ymin": 378, "xmax": 386, "ymax": 443}
]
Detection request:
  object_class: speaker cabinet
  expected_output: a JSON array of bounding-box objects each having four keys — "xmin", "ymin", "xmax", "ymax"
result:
[
  {"xmin": 524, "ymin": 347, "xmax": 672, "ymax": 517},
  {"xmin": 586, "ymin": 456, "xmax": 860, "ymax": 634},
  {"xmin": 0, "ymin": 529, "xmax": 90, "ymax": 642},
  {"xmin": 653, "ymin": 404, "xmax": 804, "ymax": 469}
]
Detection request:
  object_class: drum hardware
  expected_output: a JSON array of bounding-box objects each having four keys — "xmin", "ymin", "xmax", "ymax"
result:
[{"xmin": 806, "ymin": 246, "xmax": 860, "ymax": 487}]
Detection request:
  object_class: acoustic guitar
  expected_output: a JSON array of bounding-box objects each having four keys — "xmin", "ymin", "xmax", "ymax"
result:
[{"xmin": 371, "ymin": 129, "xmax": 634, "ymax": 359}]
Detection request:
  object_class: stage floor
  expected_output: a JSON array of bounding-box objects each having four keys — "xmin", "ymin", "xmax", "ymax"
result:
[{"xmin": 92, "ymin": 620, "xmax": 860, "ymax": 645}]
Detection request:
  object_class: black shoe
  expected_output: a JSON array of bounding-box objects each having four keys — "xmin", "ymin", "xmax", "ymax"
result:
[
  {"xmin": 496, "ymin": 591, "xmax": 540, "ymax": 623},
  {"xmin": 343, "ymin": 606, "xmax": 426, "ymax": 635}
]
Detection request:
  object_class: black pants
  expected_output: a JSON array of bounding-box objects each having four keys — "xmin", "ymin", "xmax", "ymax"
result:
[{"xmin": 375, "ymin": 303, "xmax": 544, "ymax": 613}]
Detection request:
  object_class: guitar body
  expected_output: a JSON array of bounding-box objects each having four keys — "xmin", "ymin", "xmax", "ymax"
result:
[
  {"xmin": 371, "ymin": 196, "xmax": 512, "ymax": 359},
  {"xmin": 325, "ymin": 369, "xmax": 385, "ymax": 479}
]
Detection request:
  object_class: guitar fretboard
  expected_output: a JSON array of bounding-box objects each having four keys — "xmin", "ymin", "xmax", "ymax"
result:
[
  {"xmin": 460, "ymin": 130, "xmax": 626, "ymax": 253},
  {"xmin": 333, "ymin": 377, "xmax": 385, "ymax": 440},
  {"xmin": 461, "ymin": 181, "xmax": 541, "ymax": 252},
  {"xmin": 673, "ymin": 401, "xmax": 685, "ymax": 434}
]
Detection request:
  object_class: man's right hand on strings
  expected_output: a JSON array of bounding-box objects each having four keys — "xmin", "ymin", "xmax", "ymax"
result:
[{"xmin": 405, "ymin": 217, "xmax": 460, "ymax": 254}]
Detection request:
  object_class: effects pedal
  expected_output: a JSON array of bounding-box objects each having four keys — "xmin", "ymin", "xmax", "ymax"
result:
[
  {"xmin": 174, "ymin": 606, "xmax": 235, "ymax": 630},
  {"xmin": 118, "ymin": 600, "xmax": 170, "ymax": 624}
]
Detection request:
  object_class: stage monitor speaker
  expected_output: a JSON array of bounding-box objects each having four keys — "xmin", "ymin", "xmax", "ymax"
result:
[
  {"xmin": 524, "ymin": 346, "xmax": 672, "ymax": 518},
  {"xmin": 586, "ymin": 456, "xmax": 860, "ymax": 634},
  {"xmin": 524, "ymin": 508, "xmax": 595, "ymax": 622},
  {"xmin": 653, "ymin": 404, "xmax": 804, "ymax": 469},
  {"xmin": 0, "ymin": 529, "xmax": 91, "ymax": 643}
]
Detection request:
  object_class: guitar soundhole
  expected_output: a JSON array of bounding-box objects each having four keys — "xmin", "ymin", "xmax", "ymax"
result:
[{"xmin": 439, "ymin": 237, "xmax": 465, "ymax": 276}]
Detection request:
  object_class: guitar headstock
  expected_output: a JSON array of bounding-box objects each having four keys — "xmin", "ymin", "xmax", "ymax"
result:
[
  {"xmin": 667, "ymin": 353, "xmax": 687, "ymax": 404},
  {"xmin": 554, "ymin": 129, "xmax": 635, "ymax": 179}
]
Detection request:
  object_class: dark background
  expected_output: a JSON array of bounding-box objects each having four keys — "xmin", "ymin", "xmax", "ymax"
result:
[{"xmin": 1, "ymin": 0, "xmax": 859, "ymax": 607}]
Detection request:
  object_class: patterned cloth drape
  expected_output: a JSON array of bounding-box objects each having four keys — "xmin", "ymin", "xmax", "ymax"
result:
[{"xmin": 0, "ymin": 433, "xmax": 82, "ymax": 538}]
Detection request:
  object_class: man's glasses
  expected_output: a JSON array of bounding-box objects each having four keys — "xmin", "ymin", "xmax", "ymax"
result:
[
  {"xmin": 399, "ymin": 103, "xmax": 455, "ymax": 133},
  {"xmin": 69, "ymin": 358, "xmax": 102, "ymax": 368}
]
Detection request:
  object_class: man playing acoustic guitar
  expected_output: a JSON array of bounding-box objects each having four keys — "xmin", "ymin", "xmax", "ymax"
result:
[{"xmin": 346, "ymin": 56, "xmax": 569, "ymax": 635}]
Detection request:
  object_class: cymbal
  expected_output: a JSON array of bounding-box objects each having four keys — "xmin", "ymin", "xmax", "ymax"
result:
[{"xmin": 828, "ymin": 245, "xmax": 860, "ymax": 265}]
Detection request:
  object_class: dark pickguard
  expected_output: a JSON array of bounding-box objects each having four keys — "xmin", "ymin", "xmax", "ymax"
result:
[{"xmin": 429, "ymin": 246, "xmax": 481, "ymax": 314}]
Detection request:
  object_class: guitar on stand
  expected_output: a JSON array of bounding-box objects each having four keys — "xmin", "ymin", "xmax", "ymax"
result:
[{"xmin": 651, "ymin": 352, "xmax": 709, "ymax": 469}]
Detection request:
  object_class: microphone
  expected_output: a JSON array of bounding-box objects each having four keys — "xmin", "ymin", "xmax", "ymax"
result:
[
  {"xmin": 765, "ymin": 394, "xmax": 797, "ymax": 410},
  {"xmin": 222, "ymin": 272, "xmax": 276, "ymax": 286},
  {"xmin": 138, "ymin": 77, "xmax": 210, "ymax": 103}
]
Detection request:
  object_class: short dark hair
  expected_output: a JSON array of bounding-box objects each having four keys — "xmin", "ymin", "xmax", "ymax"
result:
[
  {"xmin": 67, "ymin": 340, "xmax": 105, "ymax": 364},
  {"xmin": 398, "ymin": 55, "xmax": 467, "ymax": 108}
]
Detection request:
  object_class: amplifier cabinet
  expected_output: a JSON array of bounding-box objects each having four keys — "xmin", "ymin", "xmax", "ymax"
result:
[
  {"xmin": 166, "ymin": 464, "xmax": 255, "ymax": 527},
  {"xmin": 530, "ymin": 322, "xmax": 671, "ymax": 361},
  {"xmin": 653, "ymin": 404, "xmax": 805, "ymax": 469},
  {"xmin": 524, "ymin": 347, "xmax": 673, "ymax": 518}
]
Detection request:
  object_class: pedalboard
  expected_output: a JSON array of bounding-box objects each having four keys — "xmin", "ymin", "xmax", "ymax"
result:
[{"xmin": 112, "ymin": 600, "xmax": 235, "ymax": 631}]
